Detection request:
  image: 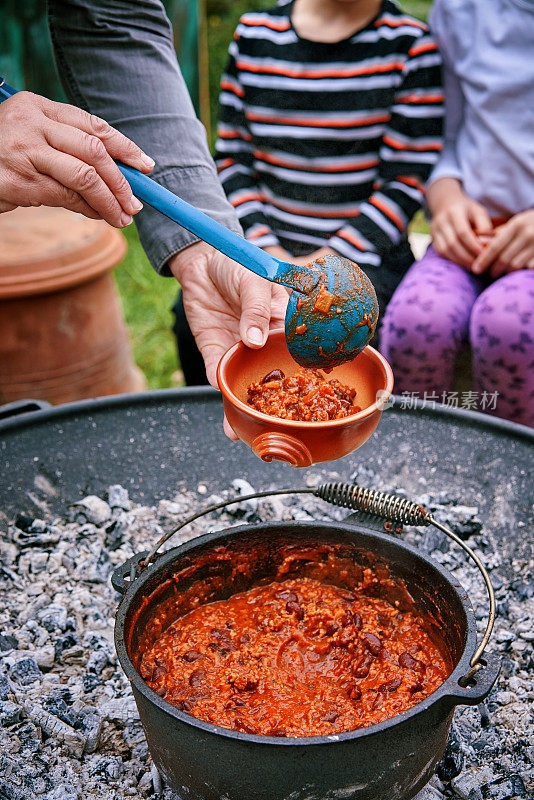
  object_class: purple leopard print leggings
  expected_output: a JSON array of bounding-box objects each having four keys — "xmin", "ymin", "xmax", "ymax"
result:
[{"xmin": 380, "ymin": 247, "xmax": 534, "ymax": 427}]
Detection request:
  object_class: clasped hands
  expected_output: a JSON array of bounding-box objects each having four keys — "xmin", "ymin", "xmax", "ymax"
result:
[{"xmin": 429, "ymin": 178, "xmax": 534, "ymax": 278}]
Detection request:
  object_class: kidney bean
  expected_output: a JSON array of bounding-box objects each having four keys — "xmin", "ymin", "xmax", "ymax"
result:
[
  {"xmin": 339, "ymin": 625, "xmax": 357, "ymax": 646},
  {"xmin": 234, "ymin": 719, "xmax": 257, "ymax": 734},
  {"xmin": 324, "ymin": 710, "xmax": 339, "ymax": 723},
  {"xmin": 398, "ymin": 652, "xmax": 418, "ymax": 670},
  {"xmin": 189, "ymin": 668, "xmax": 206, "ymax": 688},
  {"xmin": 324, "ymin": 620, "xmax": 339, "ymax": 636},
  {"xmin": 156, "ymin": 686, "xmax": 167, "ymax": 697},
  {"xmin": 410, "ymin": 682, "xmax": 424, "ymax": 694},
  {"xmin": 261, "ymin": 369, "xmax": 285, "ymax": 384},
  {"xmin": 183, "ymin": 650, "xmax": 203, "ymax": 663},
  {"xmin": 152, "ymin": 665, "xmax": 166, "ymax": 681},
  {"xmin": 362, "ymin": 633, "xmax": 382, "ymax": 655},
  {"xmin": 339, "ymin": 611, "xmax": 353, "ymax": 627},
  {"xmin": 352, "ymin": 613, "xmax": 363, "ymax": 631},
  {"xmin": 176, "ymin": 700, "xmax": 192, "ymax": 712},
  {"xmin": 286, "ymin": 600, "xmax": 304, "ymax": 620},
  {"xmin": 353, "ymin": 652, "xmax": 373, "ymax": 678},
  {"xmin": 349, "ymin": 686, "xmax": 362, "ymax": 701},
  {"xmin": 378, "ymin": 676, "xmax": 402, "ymax": 693},
  {"xmin": 337, "ymin": 589, "xmax": 357, "ymax": 602}
]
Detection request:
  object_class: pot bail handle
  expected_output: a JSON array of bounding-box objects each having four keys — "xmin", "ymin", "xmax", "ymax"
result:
[
  {"xmin": 134, "ymin": 481, "xmax": 495, "ymax": 684},
  {"xmin": 313, "ymin": 482, "xmax": 496, "ymax": 682}
]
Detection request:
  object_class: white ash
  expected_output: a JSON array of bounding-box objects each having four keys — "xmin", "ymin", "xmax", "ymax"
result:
[{"xmin": 0, "ymin": 481, "xmax": 532, "ymax": 800}]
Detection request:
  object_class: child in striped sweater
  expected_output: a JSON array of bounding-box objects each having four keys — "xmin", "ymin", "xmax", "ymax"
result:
[{"xmin": 214, "ymin": 0, "xmax": 443, "ymax": 331}]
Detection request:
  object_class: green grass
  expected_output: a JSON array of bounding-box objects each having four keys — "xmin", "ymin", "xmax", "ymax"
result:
[
  {"xmin": 116, "ymin": 0, "xmax": 432, "ymax": 388},
  {"xmin": 113, "ymin": 226, "xmax": 181, "ymax": 389}
]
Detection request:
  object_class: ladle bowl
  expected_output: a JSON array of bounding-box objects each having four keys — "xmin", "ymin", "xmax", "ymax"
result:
[{"xmin": 217, "ymin": 329, "xmax": 393, "ymax": 467}]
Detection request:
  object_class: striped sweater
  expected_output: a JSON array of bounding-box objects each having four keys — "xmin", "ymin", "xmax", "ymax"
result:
[{"xmin": 215, "ymin": 0, "xmax": 444, "ymax": 266}]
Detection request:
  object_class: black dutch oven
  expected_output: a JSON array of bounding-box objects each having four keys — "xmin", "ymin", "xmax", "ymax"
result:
[{"xmin": 112, "ymin": 484, "xmax": 500, "ymax": 800}]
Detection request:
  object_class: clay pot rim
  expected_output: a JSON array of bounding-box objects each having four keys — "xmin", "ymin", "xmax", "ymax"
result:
[{"xmin": 217, "ymin": 329, "xmax": 394, "ymax": 429}]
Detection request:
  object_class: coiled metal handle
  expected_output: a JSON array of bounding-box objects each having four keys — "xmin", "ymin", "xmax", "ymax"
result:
[
  {"xmin": 139, "ymin": 481, "xmax": 494, "ymax": 682},
  {"xmin": 315, "ymin": 482, "xmax": 432, "ymax": 526}
]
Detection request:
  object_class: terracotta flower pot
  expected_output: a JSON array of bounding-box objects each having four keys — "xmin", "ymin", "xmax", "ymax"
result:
[
  {"xmin": 0, "ymin": 206, "xmax": 145, "ymax": 405},
  {"xmin": 217, "ymin": 329, "xmax": 393, "ymax": 467}
]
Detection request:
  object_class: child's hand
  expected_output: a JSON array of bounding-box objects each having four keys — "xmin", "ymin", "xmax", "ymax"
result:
[
  {"xmin": 471, "ymin": 210, "xmax": 534, "ymax": 277},
  {"xmin": 289, "ymin": 247, "xmax": 339, "ymax": 267},
  {"xmin": 428, "ymin": 178, "xmax": 492, "ymax": 268}
]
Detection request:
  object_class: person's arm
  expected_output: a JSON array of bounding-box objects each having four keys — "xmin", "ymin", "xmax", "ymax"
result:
[
  {"xmin": 214, "ymin": 29, "xmax": 281, "ymax": 251},
  {"xmin": 328, "ymin": 31, "xmax": 444, "ymax": 266},
  {"xmin": 48, "ymin": 0, "xmax": 243, "ymax": 276}
]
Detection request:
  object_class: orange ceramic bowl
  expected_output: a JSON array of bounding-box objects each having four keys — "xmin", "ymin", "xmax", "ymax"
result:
[{"xmin": 217, "ymin": 330, "xmax": 393, "ymax": 468}]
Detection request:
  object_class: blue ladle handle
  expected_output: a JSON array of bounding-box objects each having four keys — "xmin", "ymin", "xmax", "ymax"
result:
[{"xmin": 0, "ymin": 78, "xmax": 316, "ymax": 293}]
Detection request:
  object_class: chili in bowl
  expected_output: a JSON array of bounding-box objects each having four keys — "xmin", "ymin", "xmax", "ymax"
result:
[{"xmin": 217, "ymin": 329, "xmax": 393, "ymax": 467}]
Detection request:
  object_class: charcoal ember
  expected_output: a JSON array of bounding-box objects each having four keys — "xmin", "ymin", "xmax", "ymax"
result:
[
  {"xmin": 0, "ymin": 675, "xmax": 10, "ymax": 701},
  {"xmin": 55, "ymin": 633, "xmax": 78, "ymax": 662},
  {"xmin": 0, "ymin": 700, "xmax": 21, "ymax": 727},
  {"xmin": 88, "ymin": 755, "xmax": 124, "ymax": 780},
  {"xmin": 9, "ymin": 657, "xmax": 42, "ymax": 685},
  {"xmin": 451, "ymin": 765, "xmax": 496, "ymax": 799},
  {"xmin": 0, "ymin": 634, "xmax": 18, "ymax": 652},
  {"xmin": 85, "ymin": 649, "xmax": 111, "ymax": 675},
  {"xmin": 10, "ymin": 719, "xmax": 42, "ymax": 755},
  {"xmin": 228, "ymin": 478, "xmax": 258, "ymax": 517},
  {"xmin": 437, "ymin": 723, "xmax": 465, "ymax": 782},
  {"xmin": 68, "ymin": 496, "xmax": 111, "ymax": 525},
  {"xmin": 22, "ymin": 700, "xmax": 85, "ymax": 758},
  {"xmin": 71, "ymin": 701, "xmax": 102, "ymax": 753},
  {"xmin": 12, "ymin": 517, "xmax": 61, "ymax": 548},
  {"xmin": 82, "ymin": 672, "xmax": 101, "ymax": 693},
  {"xmin": 104, "ymin": 517, "xmax": 127, "ymax": 550},
  {"xmin": 77, "ymin": 546, "xmax": 112, "ymax": 583},
  {"xmin": 413, "ymin": 786, "xmax": 446, "ymax": 800},
  {"xmin": 37, "ymin": 604, "xmax": 68, "ymax": 633},
  {"xmin": 42, "ymin": 695, "xmax": 81, "ymax": 730},
  {"xmin": 107, "ymin": 484, "xmax": 130, "ymax": 511}
]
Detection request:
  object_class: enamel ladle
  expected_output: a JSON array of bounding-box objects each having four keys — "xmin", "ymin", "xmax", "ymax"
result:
[{"xmin": 0, "ymin": 78, "xmax": 378, "ymax": 368}]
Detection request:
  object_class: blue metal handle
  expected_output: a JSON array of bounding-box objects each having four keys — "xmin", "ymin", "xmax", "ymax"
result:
[
  {"xmin": 116, "ymin": 162, "xmax": 289, "ymax": 285},
  {"xmin": 0, "ymin": 77, "xmax": 311, "ymax": 291}
]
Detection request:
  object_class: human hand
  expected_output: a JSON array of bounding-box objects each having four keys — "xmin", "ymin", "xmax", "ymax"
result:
[
  {"xmin": 0, "ymin": 91, "xmax": 154, "ymax": 225},
  {"xmin": 169, "ymin": 242, "xmax": 288, "ymax": 436},
  {"xmin": 288, "ymin": 246, "xmax": 339, "ymax": 267},
  {"xmin": 471, "ymin": 210, "xmax": 534, "ymax": 277},
  {"xmin": 428, "ymin": 178, "xmax": 492, "ymax": 268}
]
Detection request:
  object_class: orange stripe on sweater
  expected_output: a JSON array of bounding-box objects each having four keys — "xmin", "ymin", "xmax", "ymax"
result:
[
  {"xmin": 336, "ymin": 229, "xmax": 366, "ymax": 251},
  {"xmin": 246, "ymin": 110, "xmax": 389, "ymax": 128},
  {"xmin": 240, "ymin": 17, "xmax": 291, "ymax": 31},
  {"xmin": 383, "ymin": 135, "xmax": 442, "ymax": 152},
  {"xmin": 220, "ymin": 79, "xmax": 245, "ymax": 98},
  {"xmin": 218, "ymin": 128, "xmax": 252, "ymax": 141},
  {"xmin": 253, "ymin": 150, "xmax": 379, "ymax": 173},
  {"xmin": 236, "ymin": 59, "xmax": 404, "ymax": 79},
  {"xmin": 375, "ymin": 16, "xmax": 427, "ymax": 30},
  {"xmin": 409, "ymin": 41, "xmax": 438, "ymax": 57},
  {"xmin": 369, "ymin": 197, "xmax": 404, "ymax": 229},
  {"xmin": 396, "ymin": 92, "xmax": 444, "ymax": 104}
]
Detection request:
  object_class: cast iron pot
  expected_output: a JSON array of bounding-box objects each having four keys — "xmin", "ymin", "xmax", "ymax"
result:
[{"xmin": 112, "ymin": 519, "xmax": 500, "ymax": 800}]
